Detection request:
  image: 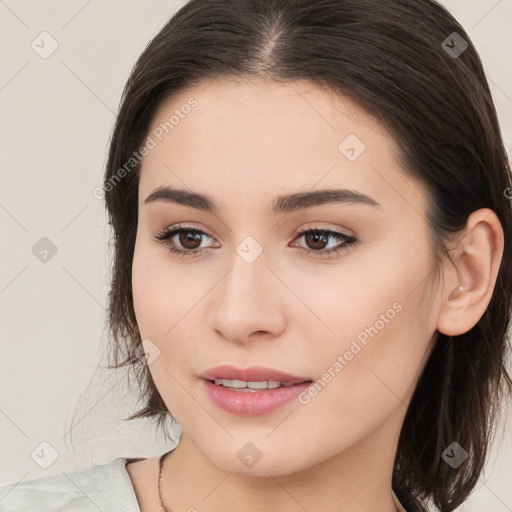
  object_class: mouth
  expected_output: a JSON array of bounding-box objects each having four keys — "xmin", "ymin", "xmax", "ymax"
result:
[
  {"xmin": 199, "ymin": 364, "xmax": 312, "ymax": 388},
  {"xmin": 205, "ymin": 378, "xmax": 311, "ymax": 392},
  {"xmin": 199, "ymin": 365, "xmax": 313, "ymax": 415}
]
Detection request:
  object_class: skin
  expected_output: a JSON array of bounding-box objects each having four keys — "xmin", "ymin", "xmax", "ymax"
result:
[{"xmin": 127, "ymin": 77, "xmax": 504, "ymax": 512}]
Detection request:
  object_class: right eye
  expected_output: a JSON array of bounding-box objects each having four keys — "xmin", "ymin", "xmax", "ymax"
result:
[{"xmin": 153, "ymin": 224, "xmax": 219, "ymax": 257}]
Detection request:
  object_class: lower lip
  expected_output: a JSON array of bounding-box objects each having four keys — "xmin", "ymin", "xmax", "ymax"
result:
[{"xmin": 202, "ymin": 379, "xmax": 312, "ymax": 416}]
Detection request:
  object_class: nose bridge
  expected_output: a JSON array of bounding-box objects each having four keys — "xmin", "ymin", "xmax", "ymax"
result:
[
  {"xmin": 220, "ymin": 240, "xmax": 273, "ymax": 314},
  {"xmin": 210, "ymin": 237, "xmax": 285, "ymax": 341}
]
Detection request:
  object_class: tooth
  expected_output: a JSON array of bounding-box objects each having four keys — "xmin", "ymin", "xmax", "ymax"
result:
[
  {"xmin": 212, "ymin": 379, "xmax": 298, "ymax": 390},
  {"xmin": 214, "ymin": 379, "xmax": 233, "ymax": 386},
  {"xmin": 247, "ymin": 381, "xmax": 267, "ymax": 390}
]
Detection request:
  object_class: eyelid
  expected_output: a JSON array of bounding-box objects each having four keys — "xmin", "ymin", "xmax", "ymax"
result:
[
  {"xmin": 154, "ymin": 223, "xmax": 219, "ymax": 246},
  {"xmin": 293, "ymin": 221, "xmax": 354, "ymax": 237},
  {"xmin": 154, "ymin": 223, "xmax": 353, "ymax": 244}
]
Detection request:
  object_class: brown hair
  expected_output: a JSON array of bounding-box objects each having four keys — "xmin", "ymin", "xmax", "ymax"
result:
[{"xmin": 97, "ymin": 1, "xmax": 512, "ymax": 510}]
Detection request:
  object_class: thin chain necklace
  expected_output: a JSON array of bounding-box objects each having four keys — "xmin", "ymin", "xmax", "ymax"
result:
[
  {"xmin": 157, "ymin": 450, "xmax": 400, "ymax": 512},
  {"xmin": 158, "ymin": 450, "xmax": 173, "ymax": 512}
]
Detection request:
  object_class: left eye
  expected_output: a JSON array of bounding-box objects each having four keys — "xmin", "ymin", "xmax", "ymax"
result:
[
  {"xmin": 153, "ymin": 225, "xmax": 357, "ymax": 258},
  {"xmin": 292, "ymin": 228, "xmax": 357, "ymax": 257}
]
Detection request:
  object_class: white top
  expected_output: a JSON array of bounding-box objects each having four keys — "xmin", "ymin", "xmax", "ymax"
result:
[
  {"xmin": 0, "ymin": 456, "xmax": 141, "ymax": 512},
  {"xmin": 0, "ymin": 455, "xmax": 409, "ymax": 511}
]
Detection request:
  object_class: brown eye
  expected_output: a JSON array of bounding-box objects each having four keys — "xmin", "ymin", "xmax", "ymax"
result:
[
  {"xmin": 153, "ymin": 225, "xmax": 217, "ymax": 257},
  {"xmin": 304, "ymin": 231, "xmax": 330, "ymax": 250},
  {"xmin": 293, "ymin": 228, "xmax": 357, "ymax": 257},
  {"xmin": 178, "ymin": 230, "xmax": 203, "ymax": 250}
]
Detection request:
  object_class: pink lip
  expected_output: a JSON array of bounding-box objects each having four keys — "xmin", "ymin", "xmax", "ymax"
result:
[
  {"xmin": 199, "ymin": 365, "xmax": 311, "ymax": 384},
  {"xmin": 199, "ymin": 365, "xmax": 313, "ymax": 416},
  {"xmin": 202, "ymin": 380, "xmax": 312, "ymax": 416}
]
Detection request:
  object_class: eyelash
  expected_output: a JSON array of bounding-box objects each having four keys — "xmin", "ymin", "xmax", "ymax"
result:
[{"xmin": 153, "ymin": 224, "xmax": 358, "ymax": 259}]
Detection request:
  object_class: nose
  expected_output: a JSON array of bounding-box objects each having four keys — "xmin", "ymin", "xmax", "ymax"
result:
[{"xmin": 209, "ymin": 245, "xmax": 287, "ymax": 345}]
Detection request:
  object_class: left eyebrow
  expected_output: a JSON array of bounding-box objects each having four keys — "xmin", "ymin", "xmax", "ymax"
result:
[{"xmin": 143, "ymin": 185, "xmax": 381, "ymax": 215}]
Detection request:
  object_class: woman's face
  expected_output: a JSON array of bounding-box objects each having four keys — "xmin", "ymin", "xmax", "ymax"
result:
[{"xmin": 132, "ymin": 77, "xmax": 441, "ymax": 476}]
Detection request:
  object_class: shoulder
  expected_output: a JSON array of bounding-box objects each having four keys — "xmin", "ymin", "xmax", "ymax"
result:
[{"xmin": 0, "ymin": 456, "xmax": 141, "ymax": 512}]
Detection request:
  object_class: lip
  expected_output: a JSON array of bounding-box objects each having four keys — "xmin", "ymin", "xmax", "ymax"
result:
[
  {"xmin": 199, "ymin": 365, "xmax": 313, "ymax": 416},
  {"xmin": 198, "ymin": 365, "xmax": 311, "ymax": 384},
  {"xmin": 202, "ymin": 379, "xmax": 312, "ymax": 416}
]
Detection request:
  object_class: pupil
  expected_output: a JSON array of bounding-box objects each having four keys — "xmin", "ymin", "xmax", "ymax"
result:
[{"xmin": 180, "ymin": 231, "xmax": 201, "ymax": 249}]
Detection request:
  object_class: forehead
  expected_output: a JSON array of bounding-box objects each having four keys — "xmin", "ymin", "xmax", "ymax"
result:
[
  {"xmin": 137, "ymin": 77, "xmax": 426, "ymax": 219},
  {"xmin": 148, "ymin": 77, "xmax": 382, "ymax": 147}
]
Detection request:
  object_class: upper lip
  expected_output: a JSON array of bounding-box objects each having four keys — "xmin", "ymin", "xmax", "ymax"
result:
[{"xmin": 199, "ymin": 365, "xmax": 312, "ymax": 384}]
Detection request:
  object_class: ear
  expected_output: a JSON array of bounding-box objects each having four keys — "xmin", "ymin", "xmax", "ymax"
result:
[{"xmin": 436, "ymin": 208, "xmax": 504, "ymax": 337}]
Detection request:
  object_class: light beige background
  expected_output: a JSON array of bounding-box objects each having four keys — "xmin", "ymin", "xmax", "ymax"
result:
[{"xmin": 0, "ymin": 1, "xmax": 511, "ymax": 510}]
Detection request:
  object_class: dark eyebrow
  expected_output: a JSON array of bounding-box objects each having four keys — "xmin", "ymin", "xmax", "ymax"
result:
[{"xmin": 143, "ymin": 185, "xmax": 380, "ymax": 215}]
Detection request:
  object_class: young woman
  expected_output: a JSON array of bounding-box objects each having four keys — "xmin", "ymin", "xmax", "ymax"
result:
[{"xmin": 1, "ymin": 1, "xmax": 511, "ymax": 511}]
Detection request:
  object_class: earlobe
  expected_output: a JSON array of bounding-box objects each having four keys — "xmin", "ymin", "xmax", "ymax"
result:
[{"xmin": 436, "ymin": 208, "xmax": 504, "ymax": 337}]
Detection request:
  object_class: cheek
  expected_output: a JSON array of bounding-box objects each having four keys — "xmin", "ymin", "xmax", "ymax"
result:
[
  {"xmin": 131, "ymin": 244, "xmax": 202, "ymax": 414},
  {"xmin": 131, "ymin": 241, "xmax": 217, "ymax": 384},
  {"xmin": 297, "ymin": 243, "xmax": 435, "ymax": 425},
  {"xmin": 132, "ymin": 239, "xmax": 200, "ymax": 339},
  {"xmin": 302, "ymin": 236, "xmax": 428, "ymax": 349}
]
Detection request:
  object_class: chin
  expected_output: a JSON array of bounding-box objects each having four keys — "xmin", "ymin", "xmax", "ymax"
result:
[
  {"xmin": 222, "ymin": 456, "xmax": 300, "ymax": 478},
  {"xmin": 198, "ymin": 440, "xmax": 311, "ymax": 478}
]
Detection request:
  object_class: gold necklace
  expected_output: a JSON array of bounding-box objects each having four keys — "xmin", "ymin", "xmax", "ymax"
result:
[{"xmin": 158, "ymin": 450, "xmax": 173, "ymax": 512}]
